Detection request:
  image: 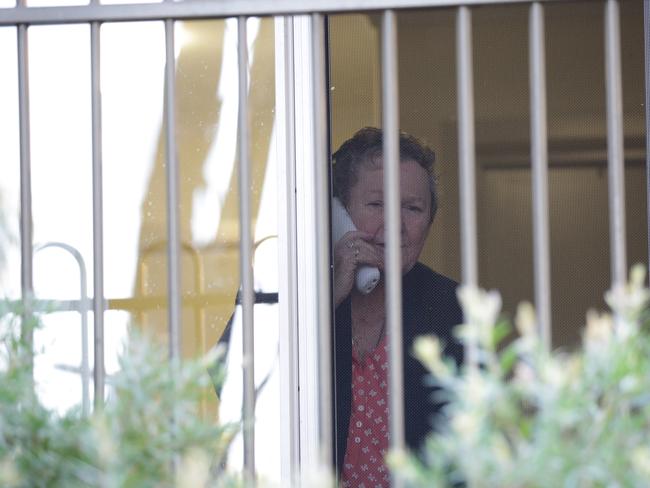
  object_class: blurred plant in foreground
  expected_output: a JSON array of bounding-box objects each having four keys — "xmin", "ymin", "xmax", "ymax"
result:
[
  {"xmin": 391, "ymin": 264, "xmax": 650, "ymax": 487},
  {"xmin": 0, "ymin": 302, "xmax": 240, "ymax": 488}
]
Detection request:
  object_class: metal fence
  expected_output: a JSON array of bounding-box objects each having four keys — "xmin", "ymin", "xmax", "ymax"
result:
[{"xmin": 0, "ymin": 0, "xmax": 637, "ymax": 486}]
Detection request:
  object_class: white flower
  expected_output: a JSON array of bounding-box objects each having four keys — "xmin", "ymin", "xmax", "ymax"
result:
[
  {"xmin": 492, "ymin": 434, "xmax": 513, "ymax": 469},
  {"xmin": 461, "ymin": 370, "xmax": 489, "ymax": 407},
  {"xmin": 619, "ymin": 375, "xmax": 638, "ymax": 393},
  {"xmin": 452, "ymin": 411, "xmax": 481, "ymax": 441},
  {"xmin": 457, "ymin": 286, "xmax": 502, "ymax": 329},
  {"xmin": 540, "ymin": 357, "xmax": 565, "ymax": 389},
  {"xmin": 176, "ymin": 449, "xmax": 210, "ymax": 488},
  {"xmin": 0, "ymin": 457, "xmax": 19, "ymax": 487},
  {"xmin": 457, "ymin": 286, "xmax": 502, "ymax": 350},
  {"xmin": 515, "ymin": 302, "xmax": 537, "ymax": 338},
  {"xmin": 386, "ymin": 448, "xmax": 420, "ymax": 483},
  {"xmin": 92, "ymin": 414, "xmax": 116, "ymax": 466},
  {"xmin": 413, "ymin": 336, "xmax": 450, "ymax": 380},
  {"xmin": 583, "ymin": 310, "xmax": 613, "ymax": 354},
  {"xmin": 631, "ymin": 263, "xmax": 646, "ymax": 286},
  {"xmin": 631, "ymin": 447, "xmax": 650, "ymax": 477},
  {"xmin": 513, "ymin": 361, "xmax": 536, "ymax": 387},
  {"xmin": 605, "ymin": 264, "xmax": 650, "ymax": 330}
]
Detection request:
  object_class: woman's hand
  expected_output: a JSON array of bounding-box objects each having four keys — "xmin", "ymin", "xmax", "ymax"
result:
[{"xmin": 333, "ymin": 231, "xmax": 383, "ymax": 308}]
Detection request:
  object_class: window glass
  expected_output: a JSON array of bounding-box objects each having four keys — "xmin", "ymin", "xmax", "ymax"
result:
[
  {"xmin": 328, "ymin": 4, "xmax": 646, "ymax": 480},
  {"xmin": 172, "ymin": 17, "xmax": 280, "ymax": 484},
  {"xmin": 0, "ymin": 20, "xmax": 280, "ymax": 478},
  {"xmin": 27, "ymin": 24, "xmax": 95, "ymax": 411},
  {"xmin": 0, "ymin": 27, "xmax": 20, "ymax": 297},
  {"xmin": 329, "ymin": 0, "xmax": 647, "ymax": 349}
]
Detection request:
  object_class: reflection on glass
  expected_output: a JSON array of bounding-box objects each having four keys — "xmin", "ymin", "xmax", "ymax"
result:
[
  {"xmin": 204, "ymin": 17, "xmax": 280, "ymax": 484},
  {"xmin": 99, "ymin": 15, "xmax": 280, "ymax": 483},
  {"xmin": 1, "ymin": 19, "xmax": 279, "ymax": 472}
]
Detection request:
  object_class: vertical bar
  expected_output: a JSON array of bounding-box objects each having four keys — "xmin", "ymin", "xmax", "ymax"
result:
[
  {"xmin": 529, "ymin": 2, "xmax": 551, "ymax": 351},
  {"xmin": 311, "ymin": 11, "xmax": 332, "ymax": 472},
  {"xmin": 457, "ymin": 6, "xmax": 478, "ymax": 288},
  {"xmin": 643, "ymin": 2, "xmax": 650, "ymax": 276},
  {"xmin": 238, "ymin": 15, "xmax": 256, "ymax": 486},
  {"xmin": 381, "ymin": 10, "xmax": 405, "ymax": 488},
  {"xmin": 456, "ymin": 6, "xmax": 479, "ymax": 366},
  {"xmin": 90, "ymin": 13, "xmax": 106, "ymax": 409},
  {"xmin": 164, "ymin": 19, "xmax": 181, "ymax": 361},
  {"xmin": 604, "ymin": 0, "xmax": 627, "ymax": 289},
  {"xmin": 17, "ymin": 2, "xmax": 33, "ymax": 363}
]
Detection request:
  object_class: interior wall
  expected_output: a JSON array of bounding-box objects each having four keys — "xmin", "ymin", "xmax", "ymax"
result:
[
  {"xmin": 329, "ymin": 0, "xmax": 647, "ymax": 347},
  {"xmin": 329, "ymin": 14, "xmax": 382, "ymax": 147}
]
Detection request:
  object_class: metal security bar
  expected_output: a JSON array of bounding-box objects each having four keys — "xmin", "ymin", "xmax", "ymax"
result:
[
  {"xmin": 0, "ymin": 0, "xmax": 574, "ymax": 26},
  {"xmin": 164, "ymin": 18, "xmax": 182, "ymax": 363},
  {"xmin": 5, "ymin": 0, "xmax": 634, "ymax": 487},
  {"xmin": 17, "ymin": 0, "xmax": 34, "ymax": 361},
  {"xmin": 529, "ymin": 2, "xmax": 551, "ymax": 350},
  {"xmin": 90, "ymin": 1, "xmax": 106, "ymax": 407},
  {"xmin": 381, "ymin": 10, "xmax": 405, "ymax": 488},
  {"xmin": 456, "ymin": 5, "xmax": 479, "ymax": 367},
  {"xmin": 605, "ymin": 0, "xmax": 627, "ymax": 290},
  {"xmin": 456, "ymin": 6, "xmax": 478, "ymax": 289},
  {"xmin": 237, "ymin": 15, "xmax": 256, "ymax": 485}
]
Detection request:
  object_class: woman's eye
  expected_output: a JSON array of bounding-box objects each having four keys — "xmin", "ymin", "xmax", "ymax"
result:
[
  {"xmin": 405, "ymin": 205, "xmax": 423, "ymax": 213},
  {"xmin": 368, "ymin": 201, "xmax": 383, "ymax": 208}
]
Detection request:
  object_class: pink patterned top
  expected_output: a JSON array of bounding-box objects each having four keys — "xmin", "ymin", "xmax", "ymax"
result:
[{"xmin": 341, "ymin": 337, "xmax": 390, "ymax": 488}]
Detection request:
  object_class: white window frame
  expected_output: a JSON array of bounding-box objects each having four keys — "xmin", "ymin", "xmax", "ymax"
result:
[{"xmin": 275, "ymin": 14, "xmax": 325, "ymax": 486}]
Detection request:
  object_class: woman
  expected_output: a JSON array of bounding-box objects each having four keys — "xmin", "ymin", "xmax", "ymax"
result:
[{"xmin": 332, "ymin": 127, "xmax": 463, "ymax": 487}]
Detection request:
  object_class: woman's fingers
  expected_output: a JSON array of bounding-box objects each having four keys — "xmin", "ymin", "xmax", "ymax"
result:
[
  {"xmin": 335, "ymin": 233, "xmax": 383, "ymax": 272},
  {"xmin": 355, "ymin": 234, "xmax": 383, "ymax": 266},
  {"xmin": 333, "ymin": 231, "xmax": 382, "ymax": 306},
  {"xmin": 336, "ymin": 232, "xmax": 382, "ymax": 268},
  {"xmin": 357, "ymin": 240, "xmax": 383, "ymax": 268}
]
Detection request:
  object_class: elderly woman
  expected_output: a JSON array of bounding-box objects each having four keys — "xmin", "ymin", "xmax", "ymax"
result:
[{"xmin": 332, "ymin": 127, "xmax": 463, "ymax": 487}]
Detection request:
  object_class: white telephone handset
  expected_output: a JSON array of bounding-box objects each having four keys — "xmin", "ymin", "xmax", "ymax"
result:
[{"xmin": 331, "ymin": 197, "xmax": 381, "ymax": 295}]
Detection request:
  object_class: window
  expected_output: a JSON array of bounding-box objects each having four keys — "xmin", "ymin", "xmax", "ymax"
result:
[{"xmin": 0, "ymin": 1, "xmax": 647, "ymax": 486}]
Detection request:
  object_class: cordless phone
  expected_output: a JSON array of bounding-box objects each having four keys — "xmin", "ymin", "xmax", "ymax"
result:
[{"xmin": 331, "ymin": 197, "xmax": 381, "ymax": 294}]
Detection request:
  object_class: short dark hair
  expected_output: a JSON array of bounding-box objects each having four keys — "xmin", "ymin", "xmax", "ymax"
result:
[{"xmin": 332, "ymin": 127, "xmax": 438, "ymax": 221}]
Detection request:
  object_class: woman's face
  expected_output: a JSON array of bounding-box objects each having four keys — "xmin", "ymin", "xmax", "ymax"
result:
[{"xmin": 346, "ymin": 158, "xmax": 432, "ymax": 274}]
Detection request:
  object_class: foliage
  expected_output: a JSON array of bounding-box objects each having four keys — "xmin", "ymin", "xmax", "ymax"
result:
[
  {"xmin": 0, "ymin": 303, "xmax": 240, "ymax": 488},
  {"xmin": 392, "ymin": 264, "xmax": 650, "ymax": 487}
]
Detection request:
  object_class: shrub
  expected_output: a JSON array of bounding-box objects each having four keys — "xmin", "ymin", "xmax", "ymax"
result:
[
  {"xmin": 392, "ymin": 264, "xmax": 650, "ymax": 487},
  {"xmin": 0, "ymin": 302, "xmax": 239, "ymax": 488}
]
